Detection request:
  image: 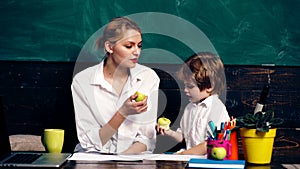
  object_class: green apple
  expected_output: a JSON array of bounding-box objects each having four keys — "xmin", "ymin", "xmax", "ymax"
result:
[
  {"xmin": 211, "ymin": 147, "xmax": 227, "ymax": 160},
  {"xmin": 135, "ymin": 91, "xmax": 146, "ymax": 102},
  {"xmin": 157, "ymin": 117, "xmax": 171, "ymax": 130}
]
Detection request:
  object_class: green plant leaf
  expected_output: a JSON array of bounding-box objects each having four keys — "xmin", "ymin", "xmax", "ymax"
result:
[
  {"xmin": 269, "ymin": 118, "xmax": 284, "ymax": 126},
  {"xmin": 264, "ymin": 111, "xmax": 274, "ymax": 122},
  {"xmin": 235, "ymin": 110, "xmax": 283, "ymax": 132},
  {"xmin": 256, "ymin": 126, "xmax": 270, "ymax": 132}
]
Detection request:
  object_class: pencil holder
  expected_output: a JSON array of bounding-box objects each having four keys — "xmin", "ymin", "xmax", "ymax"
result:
[
  {"xmin": 207, "ymin": 139, "xmax": 232, "ymax": 160},
  {"xmin": 229, "ymin": 130, "xmax": 239, "ymax": 160}
]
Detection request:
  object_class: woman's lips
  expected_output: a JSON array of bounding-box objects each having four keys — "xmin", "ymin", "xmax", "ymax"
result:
[{"xmin": 130, "ymin": 58, "xmax": 138, "ymax": 63}]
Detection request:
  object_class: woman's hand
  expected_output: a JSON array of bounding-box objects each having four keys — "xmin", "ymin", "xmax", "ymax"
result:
[
  {"xmin": 118, "ymin": 94, "xmax": 148, "ymax": 117},
  {"xmin": 100, "ymin": 94, "xmax": 148, "ymax": 145}
]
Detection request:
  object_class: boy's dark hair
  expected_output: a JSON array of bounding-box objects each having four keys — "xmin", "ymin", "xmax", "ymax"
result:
[{"xmin": 177, "ymin": 52, "xmax": 227, "ymax": 103}]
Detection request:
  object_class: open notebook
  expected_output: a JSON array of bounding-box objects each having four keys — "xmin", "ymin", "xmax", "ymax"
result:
[{"xmin": 0, "ymin": 96, "xmax": 71, "ymax": 167}]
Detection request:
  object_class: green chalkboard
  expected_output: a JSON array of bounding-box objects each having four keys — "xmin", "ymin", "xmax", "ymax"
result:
[{"xmin": 0, "ymin": 0, "xmax": 300, "ymax": 65}]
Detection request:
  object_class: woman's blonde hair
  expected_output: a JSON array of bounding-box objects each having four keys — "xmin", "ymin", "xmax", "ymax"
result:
[
  {"xmin": 96, "ymin": 17, "xmax": 141, "ymax": 51},
  {"xmin": 177, "ymin": 52, "xmax": 227, "ymax": 102}
]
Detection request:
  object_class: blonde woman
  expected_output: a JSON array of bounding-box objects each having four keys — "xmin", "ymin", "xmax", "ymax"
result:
[{"xmin": 72, "ymin": 17, "xmax": 160, "ymax": 154}]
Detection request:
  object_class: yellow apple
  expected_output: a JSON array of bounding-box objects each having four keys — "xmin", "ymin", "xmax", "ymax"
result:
[
  {"xmin": 157, "ymin": 117, "xmax": 171, "ymax": 130},
  {"xmin": 211, "ymin": 147, "xmax": 227, "ymax": 160},
  {"xmin": 135, "ymin": 91, "xmax": 146, "ymax": 102}
]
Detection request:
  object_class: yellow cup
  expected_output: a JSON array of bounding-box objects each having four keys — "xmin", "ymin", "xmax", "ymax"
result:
[{"xmin": 43, "ymin": 129, "xmax": 64, "ymax": 153}]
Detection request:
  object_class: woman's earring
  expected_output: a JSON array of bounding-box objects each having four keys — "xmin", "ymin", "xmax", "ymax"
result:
[{"xmin": 106, "ymin": 50, "xmax": 112, "ymax": 55}]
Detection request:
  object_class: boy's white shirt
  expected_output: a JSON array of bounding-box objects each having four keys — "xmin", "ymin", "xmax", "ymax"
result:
[{"xmin": 177, "ymin": 94, "xmax": 230, "ymax": 150}]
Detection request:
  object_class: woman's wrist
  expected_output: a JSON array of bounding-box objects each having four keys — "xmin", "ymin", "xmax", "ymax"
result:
[
  {"xmin": 116, "ymin": 110, "xmax": 128, "ymax": 119},
  {"xmin": 105, "ymin": 111, "xmax": 127, "ymax": 132}
]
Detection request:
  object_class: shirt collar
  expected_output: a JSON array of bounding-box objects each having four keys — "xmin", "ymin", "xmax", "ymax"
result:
[
  {"xmin": 91, "ymin": 61, "xmax": 105, "ymax": 86},
  {"xmin": 90, "ymin": 60, "xmax": 144, "ymax": 87},
  {"xmin": 193, "ymin": 94, "xmax": 218, "ymax": 107}
]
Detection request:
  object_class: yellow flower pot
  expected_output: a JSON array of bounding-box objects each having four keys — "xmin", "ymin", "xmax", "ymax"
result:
[{"xmin": 239, "ymin": 128, "xmax": 276, "ymax": 164}]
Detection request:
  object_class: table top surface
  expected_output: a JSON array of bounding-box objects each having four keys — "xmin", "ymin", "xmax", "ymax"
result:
[
  {"xmin": 60, "ymin": 128, "xmax": 300, "ymax": 169},
  {"xmin": 61, "ymin": 159, "xmax": 300, "ymax": 169},
  {"xmin": 62, "ymin": 160, "xmax": 187, "ymax": 169},
  {"xmin": 4, "ymin": 128, "xmax": 299, "ymax": 169}
]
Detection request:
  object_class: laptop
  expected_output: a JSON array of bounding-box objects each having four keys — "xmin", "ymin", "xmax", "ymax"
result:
[{"xmin": 0, "ymin": 96, "xmax": 72, "ymax": 167}]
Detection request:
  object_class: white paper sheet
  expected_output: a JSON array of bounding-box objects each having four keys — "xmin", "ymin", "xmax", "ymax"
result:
[
  {"xmin": 142, "ymin": 153, "xmax": 206, "ymax": 161},
  {"xmin": 281, "ymin": 164, "xmax": 300, "ymax": 169},
  {"xmin": 68, "ymin": 152, "xmax": 206, "ymax": 162}
]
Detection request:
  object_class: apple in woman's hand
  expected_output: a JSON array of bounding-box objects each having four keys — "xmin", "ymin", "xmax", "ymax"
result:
[
  {"xmin": 211, "ymin": 147, "xmax": 227, "ymax": 160},
  {"xmin": 157, "ymin": 117, "xmax": 171, "ymax": 130},
  {"xmin": 135, "ymin": 91, "xmax": 146, "ymax": 102}
]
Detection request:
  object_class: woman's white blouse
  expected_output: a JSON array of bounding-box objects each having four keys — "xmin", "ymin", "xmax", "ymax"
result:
[{"xmin": 71, "ymin": 61, "xmax": 160, "ymax": 153}]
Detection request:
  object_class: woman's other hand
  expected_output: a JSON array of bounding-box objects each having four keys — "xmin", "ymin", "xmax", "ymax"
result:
[{"xmin": 118, "ymin": 94, "xmax": 148, "ymax": 117}]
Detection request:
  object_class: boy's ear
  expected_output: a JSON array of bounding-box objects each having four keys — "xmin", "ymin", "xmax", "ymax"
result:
[{"xmin": 104, "ymin": 41, "xmax": 113, "ymax": 54}]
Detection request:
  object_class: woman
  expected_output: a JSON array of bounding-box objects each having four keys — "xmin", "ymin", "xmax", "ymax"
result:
[{"xmin": 71, "ymin": 17, "xmax": 160, "ymax": 154}]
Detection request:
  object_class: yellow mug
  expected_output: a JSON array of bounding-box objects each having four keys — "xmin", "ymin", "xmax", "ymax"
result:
[{"xmin": 42, "ymin": 129, "xmax": 64, "ymax": 153}]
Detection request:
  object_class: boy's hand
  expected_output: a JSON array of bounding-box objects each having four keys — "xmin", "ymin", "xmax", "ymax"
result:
[{"xmin": 156, "ymin": 124, "xmax": 172, "ymax": 135}]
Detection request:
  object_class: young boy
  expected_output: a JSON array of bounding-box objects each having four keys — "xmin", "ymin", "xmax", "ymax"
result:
[{"xmin": 157, "ymin": 52, "xmax": 230, "ymax": 155}]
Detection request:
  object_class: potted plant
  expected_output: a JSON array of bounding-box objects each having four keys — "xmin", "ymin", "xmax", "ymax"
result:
[{"xmin": 235, "ymin": 111, "xmax": 284, "ymax": 164}]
